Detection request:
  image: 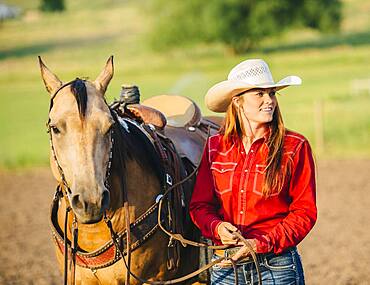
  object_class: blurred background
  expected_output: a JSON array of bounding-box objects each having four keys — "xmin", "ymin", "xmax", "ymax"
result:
[{"xmin": 0, "ymin": 0, "xmax": 369, "ymax": 284}]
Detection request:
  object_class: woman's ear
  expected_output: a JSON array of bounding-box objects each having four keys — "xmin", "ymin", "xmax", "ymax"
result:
[{"xmin": 232, "ymin": 96, "xmax": 240, "ymax": 108}]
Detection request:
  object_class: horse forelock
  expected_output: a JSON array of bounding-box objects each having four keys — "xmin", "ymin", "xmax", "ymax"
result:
[{"xmin": 70, "ymin": 78, "xmax": 88, "ymax": 119}]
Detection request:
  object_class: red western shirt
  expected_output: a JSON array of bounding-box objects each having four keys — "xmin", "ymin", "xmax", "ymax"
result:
[{"xmin": 189, "ymin": 130, "xmax": 317, "ymax": 254}]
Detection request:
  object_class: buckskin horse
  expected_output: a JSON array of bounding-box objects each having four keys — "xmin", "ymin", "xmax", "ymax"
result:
[{"xmin": 39, "ymin": 56, "xmax": 222, "ymax": 285}]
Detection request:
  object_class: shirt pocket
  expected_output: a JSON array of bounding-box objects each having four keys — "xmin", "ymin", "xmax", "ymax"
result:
[
  {"xmin": 251, "ymin": 164, "xmax": 280, "ymax": 197},
  {"xmin": 211, "ymin": 162, "xmax": 237, "ymax": 195}
]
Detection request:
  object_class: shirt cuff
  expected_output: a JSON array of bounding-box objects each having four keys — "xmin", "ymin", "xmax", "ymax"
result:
[
  {"xmin": 254, "ymin": 235, "xmax": 273, "ymax": 253},
  {"xmin": 210, "ymin": 219, "xmax": 223, "ymax": 240}
]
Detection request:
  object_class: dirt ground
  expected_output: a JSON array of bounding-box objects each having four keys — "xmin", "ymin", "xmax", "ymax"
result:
[{"xmin": 0, "ymin": 160, "xmax": 369, "ymax": 285}]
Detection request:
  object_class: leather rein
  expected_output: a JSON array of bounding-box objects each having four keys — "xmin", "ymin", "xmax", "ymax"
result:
[{"xmin": 47, "ymin": 80, "xmax": 262, "ymax": 285}]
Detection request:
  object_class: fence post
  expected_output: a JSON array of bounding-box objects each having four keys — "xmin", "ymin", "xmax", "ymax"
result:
[{"xmin": 314, "ymin": 99, "xmax": 324, "ymax": 156}]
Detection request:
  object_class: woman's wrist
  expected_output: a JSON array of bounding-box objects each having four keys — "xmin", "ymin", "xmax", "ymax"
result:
[
  {"xmin": 254, "ymin": 235, "xmax": 273, "ymax": 253},
  {"xmin": 211, "ymin": 220, "xmax": 223, "ymax": 240}
]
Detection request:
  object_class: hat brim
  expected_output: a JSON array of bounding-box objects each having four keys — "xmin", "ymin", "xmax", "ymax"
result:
[{"xmin": 205, "ymin": 75, "xmax": 302, "ymax": 113}]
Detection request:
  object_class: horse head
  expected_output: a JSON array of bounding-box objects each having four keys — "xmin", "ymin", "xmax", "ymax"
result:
[{"xmin": 39, "ymin": 56, "xmax": 115, "ymax": 224}]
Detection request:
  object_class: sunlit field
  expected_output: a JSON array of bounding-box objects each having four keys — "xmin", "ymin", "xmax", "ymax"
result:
[{"xmin": 0, "ymin": 0, "xmax": 369, "ymax": 168}]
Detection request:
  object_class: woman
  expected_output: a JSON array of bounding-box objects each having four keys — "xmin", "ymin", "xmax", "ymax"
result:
[{"xmin": 190, "ymin": 59, "xmax": 317, "ymax": 285}]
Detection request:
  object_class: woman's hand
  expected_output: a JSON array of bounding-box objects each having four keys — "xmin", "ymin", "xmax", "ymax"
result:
[
  {"xmin": 216, "ymin": 222, "xmax": 239, "ymax": 245},
  {"xmin": 219, "ymin": 239, "xmax": 257, "ymax": 267},
  {"xmin": 230, "ymin": 239, "xmax": 257, "ymax": 261}
]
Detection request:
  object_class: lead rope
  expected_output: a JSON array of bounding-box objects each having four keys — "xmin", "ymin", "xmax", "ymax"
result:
[
  {"xmin": 103, "ymin": 123, "xmax": 260, "ymax": 285},
  {"xmin": 64, "ymin": 206, "xmax": 71, "ymax": 285},
  {"xmin": 151, "ymin": 125, "xmax": 261, "ymax": 284},
  {"xmin": 232, "ymin": 231, "xmax": 262, "ymax": 285},
  {"xmin": 105, "ymin": 216, "xmax": 229, "ymax": 285},
  {"xmin": 70, "ymin": 216, "xmax": 78, "ymax": 285}
]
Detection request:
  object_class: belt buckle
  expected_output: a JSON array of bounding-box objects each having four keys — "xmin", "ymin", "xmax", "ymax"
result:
[
  {"xmin": 225, "ymin": 247, "xmax": 241, "ymax": 258},
  {"xmin": 225, "ymin": 247, "xmax": 252, "ymax": 264}
]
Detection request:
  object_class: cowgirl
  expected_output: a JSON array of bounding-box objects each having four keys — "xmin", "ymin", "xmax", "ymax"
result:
[{"xmin": 190, "ymin": 59, "xmax": 317, "ymax": 285}]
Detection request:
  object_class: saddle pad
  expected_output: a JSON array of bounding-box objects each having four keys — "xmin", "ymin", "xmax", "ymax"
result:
[{"xmin": 142, "ymin": 95, "xmax": 200, "ymax": 127}]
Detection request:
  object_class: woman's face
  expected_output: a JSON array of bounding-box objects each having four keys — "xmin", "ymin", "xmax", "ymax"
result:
[{"xmin": 236, "ymin": 88, "xmax": 277, "ymax": 127}]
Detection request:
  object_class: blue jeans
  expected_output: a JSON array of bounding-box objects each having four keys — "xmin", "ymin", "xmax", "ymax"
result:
[{"xmin": 211, "ymin": 247, "xmax": 305, "ymax": 285}]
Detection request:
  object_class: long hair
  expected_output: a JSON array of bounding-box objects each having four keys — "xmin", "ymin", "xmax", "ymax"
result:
[{"xmin": 220, "ymin": 95, "xmax": 291, "ymax": 198}]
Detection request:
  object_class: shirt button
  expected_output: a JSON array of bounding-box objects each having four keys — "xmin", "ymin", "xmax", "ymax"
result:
[
  {"xmin": 240, "ymin": 211, "xmax": 244, "ymax": 214},
  {"xmin": 250, "ymin": 150, "xmax": 254, "ymax": 153},
  {"xmin": 240, "ymin": 189, "xmax": 244, "ymax": 193}
]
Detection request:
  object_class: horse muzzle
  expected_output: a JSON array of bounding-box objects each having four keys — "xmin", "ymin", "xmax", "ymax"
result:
[{"xmin": 70, "ymin": 190, "xmax": 110, "ymax": 224}]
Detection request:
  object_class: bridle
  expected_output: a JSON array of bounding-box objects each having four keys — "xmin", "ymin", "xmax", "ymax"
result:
[
  {"xmin": 47, "ymin": 79, "xmax": 262, "ymax": 285},
  {"xmin": 47, "ymin": 79, "xmax": 115, "ymax": 195},
  {"xmin": 47, "ymin": 79, "xmax": 115, "ymax": 285}
]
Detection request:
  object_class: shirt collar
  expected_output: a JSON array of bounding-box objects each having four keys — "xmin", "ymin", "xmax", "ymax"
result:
[{"xmin": 229, "ymin": 126, "xmax": 271, "ymax": 147}]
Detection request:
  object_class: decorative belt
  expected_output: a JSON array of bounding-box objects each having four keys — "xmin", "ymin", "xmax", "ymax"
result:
[{"xmin": 50, "ymin": 196, "xmax": 162, "ymax": 270}]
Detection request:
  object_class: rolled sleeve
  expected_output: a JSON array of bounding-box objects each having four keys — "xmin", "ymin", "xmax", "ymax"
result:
[
  {"xmin": 264, "ymin": 140, "xmax": 317, "ymax": 254},
  {"xmin": 190, "ymin": 142, "xmax": 223, "ymax": 240}
]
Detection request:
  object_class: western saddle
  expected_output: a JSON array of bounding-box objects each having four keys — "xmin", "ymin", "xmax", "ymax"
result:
[
  {"xmin": 124, "ymin": 94, "xmax": 221, "ymax": 168},
  {"xmin": 112, "ymin": 87, "xmax": 221, "ymax": 276}
]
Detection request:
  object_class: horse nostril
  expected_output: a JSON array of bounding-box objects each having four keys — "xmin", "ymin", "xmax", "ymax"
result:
[
  {"xmin": 101, "ymin": 190, "xmax": 110, "ymax": 210},
  {"xmin": 71, "ymin": 194, "xmax": 84, "ymax": 210}
]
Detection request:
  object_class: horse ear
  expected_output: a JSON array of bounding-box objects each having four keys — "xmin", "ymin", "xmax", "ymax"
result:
[
  {"xmin": 38, "ymin": 56, "xmax": 63, "ymax": 95},
  {"xmin": 94, "ymin": 56, "xmax": 114, "ymax": 94}
]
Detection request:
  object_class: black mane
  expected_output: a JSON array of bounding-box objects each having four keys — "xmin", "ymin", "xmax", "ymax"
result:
[
  {"xmin": 70, "ymin": 78, "xmax": 88, "ymax": 119},
  {"xmin": 111, "ymin": 113, "xmax": 165, "ymax": 193}
]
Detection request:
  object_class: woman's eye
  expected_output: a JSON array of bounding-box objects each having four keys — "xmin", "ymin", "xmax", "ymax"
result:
[
  {"xmin": 269, "ymin": 91, "xmax": 276, "ymax": 97},
  {"xmin": 257, "ymin": 92, "xmax": 264, "ymax": 97}
]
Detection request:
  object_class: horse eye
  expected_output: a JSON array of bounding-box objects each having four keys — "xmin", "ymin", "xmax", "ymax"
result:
[{"xmin": 50, "ymin": 126, "xmax": 60, "ymax": 135}]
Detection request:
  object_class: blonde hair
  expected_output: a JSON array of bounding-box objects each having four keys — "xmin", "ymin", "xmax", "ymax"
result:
[{"xmin": 220, "ymin": 94, "xmax": 291, "ymax": 198}]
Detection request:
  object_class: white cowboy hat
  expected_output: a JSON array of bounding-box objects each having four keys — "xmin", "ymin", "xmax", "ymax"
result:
[{"xmin": 205, "ymin": 59, "xmax": 302, "ymax": 112}]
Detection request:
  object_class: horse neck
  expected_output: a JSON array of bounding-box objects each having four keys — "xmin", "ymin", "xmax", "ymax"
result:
[{"xmin": 109, "ymin": 158, "xmax": 161, "ymax": 233}]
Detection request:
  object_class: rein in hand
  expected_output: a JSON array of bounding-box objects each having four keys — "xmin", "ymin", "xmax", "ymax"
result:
[{"xmin": 48, "ymin": 87, "xmax": 262, "ymax": 284}]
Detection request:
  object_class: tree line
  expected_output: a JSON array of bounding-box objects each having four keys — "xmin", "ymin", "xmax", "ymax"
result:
[{"xmin": 39, "ymin": 0, "xmax": 342, "ymax": 53}]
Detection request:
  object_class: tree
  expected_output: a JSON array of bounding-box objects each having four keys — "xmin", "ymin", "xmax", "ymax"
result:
[
  {"xmin": 39, "ymin": 0, "xmax": 65, "ymax": 12},
  {"xmin": 149, "ymin": 0, "xmax": 342, "ymax": 53}
]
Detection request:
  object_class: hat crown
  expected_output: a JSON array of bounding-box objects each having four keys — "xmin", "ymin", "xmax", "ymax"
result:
[{"xmin": 227, "ymin": 59, "xmax": 274, "ymax": 86}]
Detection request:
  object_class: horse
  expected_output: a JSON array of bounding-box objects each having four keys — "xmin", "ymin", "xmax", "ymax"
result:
[{"xmin": 39, "ymin": 56, "xmax": 208, "ymax": 285}]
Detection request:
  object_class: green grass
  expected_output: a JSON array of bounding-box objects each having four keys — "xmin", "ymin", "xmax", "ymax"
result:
[{"xmin": 0, "ymin": 0, "xmax": 369, "ymax": 168}]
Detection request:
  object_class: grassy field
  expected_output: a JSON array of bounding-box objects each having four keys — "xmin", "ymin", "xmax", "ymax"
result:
[{"xmin": 0, "ymin": 0, "xmax": 369, "ymax": 168}]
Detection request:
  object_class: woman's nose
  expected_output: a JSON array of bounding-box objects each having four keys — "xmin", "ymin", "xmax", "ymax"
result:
[{"xmin": 263, "ymin": 93, "xmax": 273, "ymax": 103}]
